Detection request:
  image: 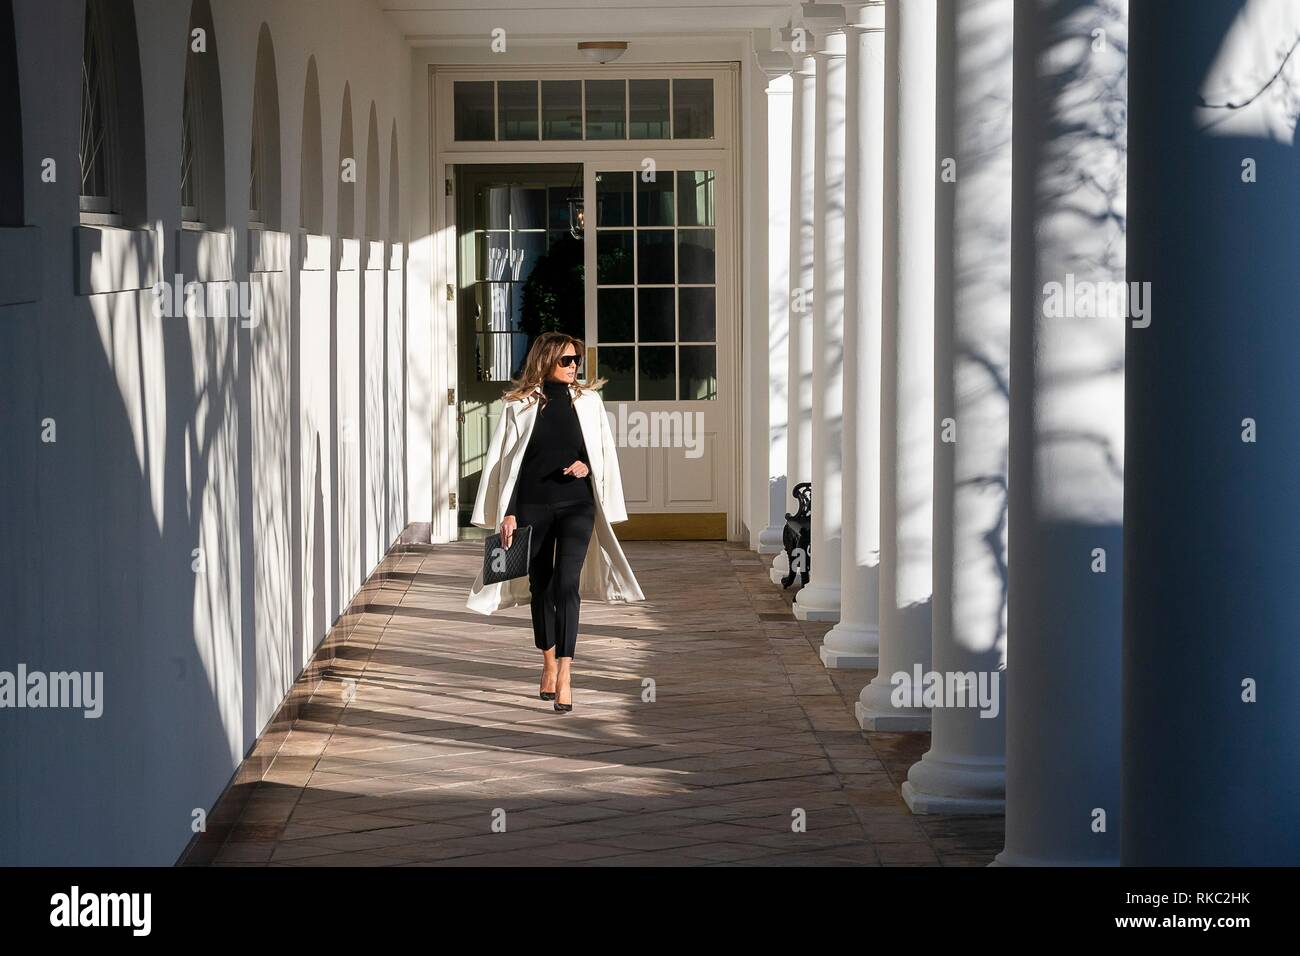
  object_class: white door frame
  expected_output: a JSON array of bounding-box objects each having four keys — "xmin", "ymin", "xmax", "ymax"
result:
[{"xmin": 428, "ymin": 63, "xmax": 743, "ymax": 541}]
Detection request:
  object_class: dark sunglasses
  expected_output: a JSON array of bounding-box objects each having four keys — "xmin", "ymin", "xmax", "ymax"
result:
[{"xmin": 557, "ymin": 354, "xmax": 582, "ymax": 368}]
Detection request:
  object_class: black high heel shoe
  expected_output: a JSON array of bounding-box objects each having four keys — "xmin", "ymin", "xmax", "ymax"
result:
[
  {"xmin": 539, "ymin": 690, "xmax": 556, "ymax": 701},
  {"xmin": 554, "ymin": 680, "xmax": 573, "ymax": 712}
]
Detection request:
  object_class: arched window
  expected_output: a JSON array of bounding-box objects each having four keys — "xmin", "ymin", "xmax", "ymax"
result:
[
  {"xmin": 299, "ymin": 56, "xmax": 322, "ymax": 234},
  {"xmin": 0, "ymin": 0, "xmax": 21, "ymax": 227},
  {"xmin": 248, "ymin": 24, "xmax": 281, "ymax": 230},
  {"xmin": 180, "ymin": 0, "xmax": 225, "ymax": 228},
  {"xmin": 336, "ymin": 82, "xmax": 354, "ymax": 238},
  {"xmin": 79, "ymin": 0, "xmax": 114, "ymax": 218},
  {"xmin": 364, "ymin": 102, "xmax": 380, "ymax": 240},
  {"xmin": 179, "ymin": 68, "xmax": 200, "ymax": 221},
  {"xmin": 387, "ymin": 121, "xmax": 400, "ymax": 244},
  {"xmin": 78, "ymin": 0, "xmax": 145, "ymax": 226}
]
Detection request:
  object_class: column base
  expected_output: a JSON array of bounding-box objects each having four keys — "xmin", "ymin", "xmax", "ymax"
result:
[
  {"xmin": 792, "ymin": 583, "xmax": 840, "ymax": 621},
  {"xmin": 818, "ymin": 623, "xmax": 879, "ymax": 668},
  {"xmin": 769, "ymin": 551, "xmax": 790, "ymax": 585},
  {"xmin": 758, "ymin": 525, "xmax": 785, "ymax": 554},
  {"xmin": 901, "ymin": 752, "xmax": 1005, "ymax": 815},
  {"xmin": 855, "ymin": 677, "xmax": 931, "ymax": 731}
]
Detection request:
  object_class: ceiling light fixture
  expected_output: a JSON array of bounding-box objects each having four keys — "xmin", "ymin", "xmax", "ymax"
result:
[{"xmin": 578, "ymin": 40, "xmax": 628, "ymax": 64}]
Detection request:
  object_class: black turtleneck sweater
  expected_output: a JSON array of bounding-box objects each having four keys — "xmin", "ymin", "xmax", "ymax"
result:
[{"xmin": 506, "ymin": 379, "xmax": 594, "ymax": 514}]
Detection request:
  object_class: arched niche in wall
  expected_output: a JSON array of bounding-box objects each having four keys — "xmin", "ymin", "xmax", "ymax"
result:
[
  {"xmin": 75, "ymin": 0, "xmax": 154, "ymax": 296},
  {"xmin": 0, "ymin": 0, "xmax": 37, "ymax": 306},
  {"xmin": 180, "ymin": 0, "xmax": 226, "ymax": 229},
  {"xmin": 387, "ymin": 120, "xmax": 400, "ymax": 246},
  {"xmin": 176, "ymin": 0, "xmax": 231, "ymax": 286},
  {"xmin": 336, "ymin": 82, "xmax": 355, "ymax": 240},
  {"xmin": 363, "ymin": 102, "xmax": 380, "ymax": 242},
  {"xmin": 0, "ymin": 0, "xmax": 22, "ymax": 228},
  {"xmin": 249, "ymin": 23, "xmax": 281, "ymax": 231},
  {"xmin": 299, "ymin": 56, "xmax": 323, "ymax": 236},
  {"xmin": 79, "ymin": 0, "xmax": 147, "ymax": 226}
]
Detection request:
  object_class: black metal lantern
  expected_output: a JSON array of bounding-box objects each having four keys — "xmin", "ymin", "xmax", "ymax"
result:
[
  {"xmin": 566, "ymin": 167, "xmax": 584, "ymax": 240},
  {"xmin": 568, "ymin": 195, "xmax": 584, "ymax": 240}
]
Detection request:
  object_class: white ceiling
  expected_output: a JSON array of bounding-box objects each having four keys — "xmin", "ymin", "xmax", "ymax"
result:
[{"xmin": 378, "ymin": 0, "xmax": 795, "ymax": 42}]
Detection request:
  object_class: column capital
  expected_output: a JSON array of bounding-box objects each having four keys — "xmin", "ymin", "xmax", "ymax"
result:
[
  {"xmin": 814, "ymin": 30, "xmax": 848, "ymax": 57},
  {"xmin": 764, "ymin": 73, "xmax": 794, "ymax": 96},
  {"xmin": 801, "ymin": 2, "xmax": 847, "ymax": 26},
  {"xmin": 754, "ymin": 25, "xmax": 790, "ymax": 79},
  {"xmin": 755, "ymin": 48, "xmax": 794, "ymax": 79},
  {"xmin": 801, "ymin": 2, "xmax": 848, "ymax": 52},
  {"xmin": 842, "ymin": 1, "xmax": 885, "ymax": 31},
  {"xmin": 780, "ymin": 24, "xmax": 818, "ymax": 75}
]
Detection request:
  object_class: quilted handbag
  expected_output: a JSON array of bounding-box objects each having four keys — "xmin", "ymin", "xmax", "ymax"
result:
[{"xmin": 482, "ymin": 524, "xmax": 533, "ymax": 585}]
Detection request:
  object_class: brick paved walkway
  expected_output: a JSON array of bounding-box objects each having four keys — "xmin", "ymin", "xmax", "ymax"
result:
[{"xmin": 193, "ymin": 538, "xmax": 1002, "ymax": 866}]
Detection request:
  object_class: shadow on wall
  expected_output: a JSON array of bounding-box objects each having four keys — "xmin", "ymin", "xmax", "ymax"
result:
[{"xmin": 1, "ymin": 254, "xmax": 249, "ymax": 865}]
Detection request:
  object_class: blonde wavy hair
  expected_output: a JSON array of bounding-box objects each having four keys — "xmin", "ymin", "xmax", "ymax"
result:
[{"xmin": 502, "ymin": 332, "xmax": 608, "ymax": 411}]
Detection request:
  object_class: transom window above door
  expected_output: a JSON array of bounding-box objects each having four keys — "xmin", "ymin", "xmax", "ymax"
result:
[{"xmin": 453, "ymin": 78, "xmax": 714, "ymax": 143}]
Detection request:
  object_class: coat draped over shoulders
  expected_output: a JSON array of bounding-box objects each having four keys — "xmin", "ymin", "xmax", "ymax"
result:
[{"xmin": 466, "ymin": 385, "xmax": 644, "ymax": 615}]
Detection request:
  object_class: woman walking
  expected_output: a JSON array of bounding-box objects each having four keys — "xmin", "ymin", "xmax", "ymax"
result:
[{"xmin": 466, "ymin": 333, "xmax": 644, "ymax": 713}]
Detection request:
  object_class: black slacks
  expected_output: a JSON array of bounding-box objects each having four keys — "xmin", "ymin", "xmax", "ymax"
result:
[{"xmin": 514, "ymin": 496, "xmax": 596, "ymax": 659}]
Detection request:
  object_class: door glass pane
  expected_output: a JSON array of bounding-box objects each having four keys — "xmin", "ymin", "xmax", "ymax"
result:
[
  {"xmin": 513, "ymin": 232, "xmax": 547, "ymax": 279},
  {"xmin": 637, "ymin": 173, "xmax": 674, "ymax": 227},
  {"xmin": 594, "ymin": 165, "xmax": 720, "ymax": 402},
  {"xmin": 596, "ymin": 171, "xmax": 633, "ymax": 226},
  {"xmin": 459, "ymin": 164, "xmax": 585, "ymax": 388},
  {"xmin": 484, "ymin": 232, "xmax": 510, "ymax": 280},
  {"xmin": 498, "ymin": 81, "xmax": 538, "ymax": 140},
  {"xmin": 673, "ymin": 78, "xmax": 714, "ymax": 139},
  {"xmin": 511, "ymin": 187, "xmax": 547, "ymax": 229},
  {"xmin": 597, "ymin": 346, "xmax": 635, "ymax": 401},
  {"xmin": 638, "ymin": 288, "xmax": 674, "ymax": 342},
  {"xmin": 585, "ymin": 80, "xmax": 626, "ymax": 140},
  {"xmin": 639, "ymin": 345, "xmax": 675, "ymax": 400},
  {"xmin": 677, "ymin": 170, "xmax": 715, "ymax": 226},
  {"xmin": 679, "ymin": 345, "xmax": 717, "ymax": 400},
  {"xmin": 597, "ymin": 231, "xmax": 633, "ymax": 284},
  {"xmin": 629, "ymin": 79, "xmax": 670, "ymax": 138},
  {"xmin": 454, "ymin": 81, "xmax": 495, "ymax": 141},
  {"xmin": 548, "ymin": 186, "xmax": 573, "ymax": 230},
  {"xmin": 541, "ymin": 80, "xmax": 582, "ymax": 140},
  {"xmin": 678, "ymin": 287, "xmax": 716, "ymax": 341},
  {"xmin": 637, "ymin": 230, "xmax": 675, "ymax": 284},
  {"xmin": 678, "ymin": 229, "xmax": 715, "ymax": 283},
  {"xmin": 486, "ymin": 185, "xmax": 511, "ymax": 229},
  {"xmin": 598, "ymin": 288, "xmax": 634, "ymax": 342}
]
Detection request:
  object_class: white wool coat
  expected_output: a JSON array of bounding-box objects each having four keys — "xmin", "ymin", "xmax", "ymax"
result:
[{"xmin": 465, "ymin": 383, "xmax": 645, "ymax": 615}]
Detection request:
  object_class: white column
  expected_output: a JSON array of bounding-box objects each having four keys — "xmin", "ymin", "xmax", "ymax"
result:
[
  {"xmin": 821, "ymin": 1, "xmax": 885, "ymax": 667},
  {"xmin": 771, "ymin": 41, "xmax": 817, "ymax": 586},
  {"xmin": 995, "ymin": 0, "xmax": 1126, "ymax": 866},
  {"xmin": 794, "ymin": 5, "xmax": 847, "ymax": 622},
  {"xmin": 756, "ymin": 51, "xmax": 793, "ymax": 557},
  {"xmin": 855, "ymin": 0, "xmax": 936, "ymax": 731},
  {"xmin": 903, "ymin": 0, "xmax": 1011, "ymax": 815}
]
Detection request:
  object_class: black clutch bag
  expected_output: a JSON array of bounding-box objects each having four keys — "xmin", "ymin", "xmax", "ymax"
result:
[{"xmin": 482, "ymin": 524, "xmax": 532, "ymax": 585}]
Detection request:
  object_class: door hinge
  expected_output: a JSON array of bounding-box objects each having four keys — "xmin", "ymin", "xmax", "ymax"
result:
[
  {"xmin": 446, "ymin": 283, "xmax": 455, "ymax": 301},
  {"xmin": 449, "ymin": 492, "xmax": 457, "ymax": 509},
  {"xmin": 445, "ymin": 178, "xmax": 453, "ymax": 197},
  {"xmin": 447, "ymin": 388, "xmax": 456, "ymax": 406}
]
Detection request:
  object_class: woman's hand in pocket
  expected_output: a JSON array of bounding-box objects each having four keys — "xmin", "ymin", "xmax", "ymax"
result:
[{"xmin": 500, "ymin": 514, "xmax": 517, "ymax": 549}]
